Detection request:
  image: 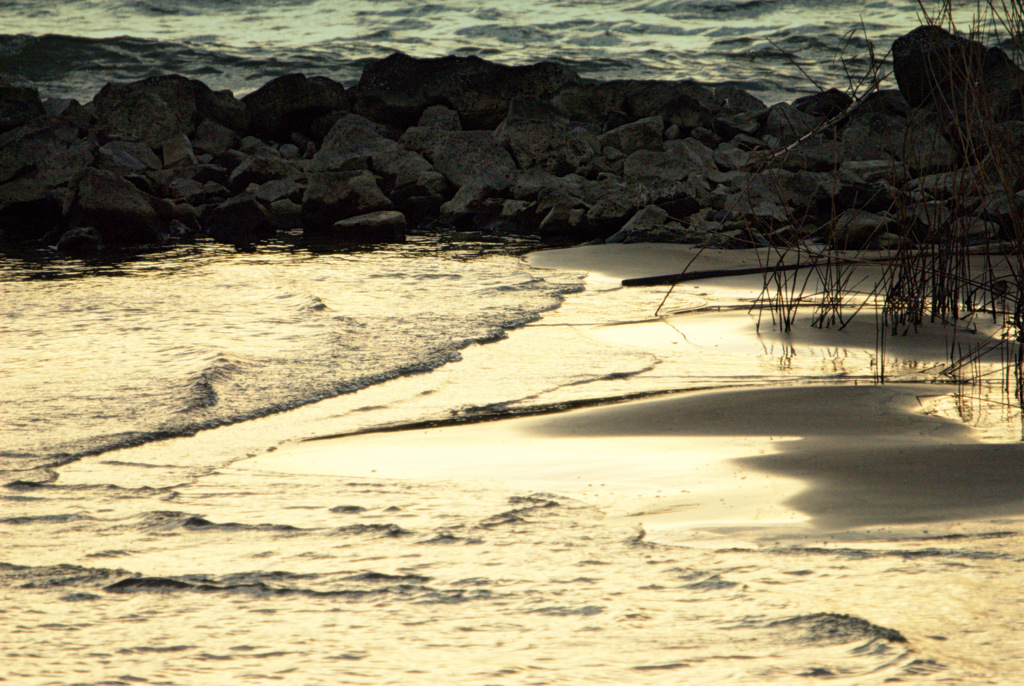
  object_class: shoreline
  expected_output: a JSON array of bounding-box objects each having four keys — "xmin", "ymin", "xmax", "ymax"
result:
[
  {"xmin": 237, "ymin": 242, "xmax": 1023, "ymax": 545},
  {"xmin": 6, "ymin": 241, "xmax": 1023, "ymax": 686}
]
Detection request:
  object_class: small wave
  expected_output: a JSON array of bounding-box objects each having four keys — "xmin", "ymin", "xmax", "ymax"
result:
[
  {"xmin": 736, "ymin": 544, "xmax": 1017, "ymax": 562},
  {"xmin": 134, "ymin": 510, "xmax": 304, "ymax": 533},
  {"xmin": 0, "ymin": 561, "xmax": 129, "ymax": 589},
  {"xmin": 333, "ymin": 523, "xmax": 414, "ymax": 537},
  {"xmin": 0, "ymin": 513, "xmax": 95, "ymax": 525},
  {"xmin": 179, "ymin": 353, "xmax": 254, "ymax": 412},
  {"xmin": 766, "ymin": 612, "xmax": 907, "ymax": 646}
]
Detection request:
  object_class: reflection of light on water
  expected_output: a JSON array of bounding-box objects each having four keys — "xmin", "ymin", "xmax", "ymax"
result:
[{"xmin": 919, "ymin": 388, "xmax": 1024, "ymax": 443}]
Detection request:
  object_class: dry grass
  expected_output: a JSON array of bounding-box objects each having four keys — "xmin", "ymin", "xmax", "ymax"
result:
[{"xmin": 696, "ymin": 0, "xmax": 1023, "ymax": 428}]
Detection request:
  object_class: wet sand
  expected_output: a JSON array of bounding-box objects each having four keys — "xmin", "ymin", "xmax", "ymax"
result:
[{"xmin": 246, "ymin": 244, "xmax": 1023, "ymax": 543}]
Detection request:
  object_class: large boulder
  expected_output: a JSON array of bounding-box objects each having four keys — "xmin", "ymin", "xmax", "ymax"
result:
[
  {"xmin": 330, "ymin": 210, "xmax": 406, "ymax": 243},
  {"xmin": 192, "ymin": 118, "xmax": 240, "ymax": 156},
  {"xmin": 301, "ymin": 170, "xmax": 393, "ymax": 231},
  {"xmin": 554, "ymin": 79, "xmax": 718, "ymax": 131},
  {"xmin": 399, "ymin": 127, "xmax": 517, "ymax": 189},
  {"xmin": 826, "ymin": 208, "xmax": 896, "ymax": 249},
  {"xmin": 494, "ymin": 96, "xmax": 596, "ymax": 174},
  {"xmin": 584, "ymin": 179, "xmax": 645, "ymax": 238},
  {"xmin": 312, "ymin": 113, "xmax": 435, "ymax": 190},
  {"xmin": 763, "ymin": 102, "xmax": 820, "ymax": 146},
  {"xmin": 204, "ymin": 193, "xmax": 276, "ymax": 246},
  {"xmin": 66, "ymin": 168, "xmax": 161, "ymax": 245},
  {"xmin": 622, "ymin": 137, "xmax": 717, "ymax": 183},
  {"xmin": 892, "ymin": 25, "xmax": 1024, "ymax": 122},
  {"xmin": 227, "ymin": 152, "xmax": 298, "ymax": 193},
  {"xmin": 97, "ymin": 140, "xmax": 162, "ymax": 173},
  {"xmin": 355, "ymin": 52, "xmax": 582, "ymax": 129},
  {"xmin": 242, "ymin": 73, "xmax": 351, "ymax": 141},
  {"xmin": 838, "ymin": 90, "xmax": 958, "ymax": 172},
  {"xmin": 93, "ymin": 75, "xmax": 198, "ymax": 147},
  {"xmin": 310, "ymin": 113, "xmax": 399, "ymax": 171},
  {"xmin": 598, "ymin": 116, "xmax": 664, "ymax": 156},
  {"xmin": 55, "ymin": 226, "xmax": 103, "ymax": 255},
  {"xmin": 0, "ymin": 116, "xmax": 94, "ymax": 187},
  {"xmin": 0, "ymin": 85, "xmax": 45, "ymax": 135},
  {"xmin": 193, "ymin": 84, "xmax": 250, "ymax": 134}
]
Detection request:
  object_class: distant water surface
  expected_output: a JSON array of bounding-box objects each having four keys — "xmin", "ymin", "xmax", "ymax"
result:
[{"xmin": 0, "ymin": 0, "xmax": 1012, "ymax": 103}]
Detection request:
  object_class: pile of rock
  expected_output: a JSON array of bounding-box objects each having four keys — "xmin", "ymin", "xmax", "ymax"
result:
[{"xmin": 0, "ymin": 25, "xmax": 1020, "ymax": 255}]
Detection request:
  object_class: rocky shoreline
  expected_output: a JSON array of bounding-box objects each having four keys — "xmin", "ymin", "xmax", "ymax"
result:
[{"xmin": 0, "ymin": 25, "xmax": 1021, "ymax": 255}]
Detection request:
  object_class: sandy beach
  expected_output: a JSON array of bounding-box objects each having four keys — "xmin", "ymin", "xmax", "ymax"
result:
[{"xmin": 247, "ymin": 243, "xmax": 1023, "ymax": 544}]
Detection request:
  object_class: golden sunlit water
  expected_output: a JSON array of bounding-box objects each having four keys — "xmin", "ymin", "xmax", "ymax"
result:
[{"xmin": 2, "ymin": 0, "xmax": 1022, "ymax": 682}]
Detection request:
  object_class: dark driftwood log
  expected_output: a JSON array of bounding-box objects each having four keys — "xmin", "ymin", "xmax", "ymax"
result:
[{"xmin": 621, "ymin": 262, "xmax": 809, "ymax": 287}]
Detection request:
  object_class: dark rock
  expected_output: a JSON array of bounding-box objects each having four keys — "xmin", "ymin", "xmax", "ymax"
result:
[
  {"xmin": 162, "ymin": 134, "xmax": 197, "ymax": 168},
  {"xmin": 0, "ymin": 179, "xmax": 65, "ymax": 242},
  {"xmin": 0, "ymin": 116, "xmax": 95, "ymax": 187},
  {"xmin": 538, "ymin": 198, "xmax": 588, "ymax": 242},
  {"xmin": 763, "ymin": 103, "xmax": 820, "ymax": 146},
  {"xmin": 714, "ymin": 85, "xmax": 768, "ymax": 117},
  {"xmin": 633, "ymin": 137, "xmax": 717, "ymax": 182},
  {"xmin": 621, "ymin": 80, "xmax": 717, "ymax": 130},
  {"xmin": 512, "ymin": 168, "xmax": 587, "ymax": 202},
  {"xmin": 418, "ymin": 105, "xmax": 461, "ymax": 131},
  {"xmin": 400, "ymin": 127, "xmax": 517, "ymax": 189},
  {"xmin": 93, "ymin": 75, "xmax": 198, "ymax": 147},
  {"xmin": 773, "ymin": 136, "xmax": 840, "ymax": 172},
  {"xmin": 227, "ymin": 153, "xmax": 297, "ymax": 193},
  {"xmin": 165, "ymin": 178, "xmax": 206, "ymax": 204},
  {"xmin": 67, "ymin": 168, "xmax": 161, "ymax": 245},
  {"xmin": 97, "ymin": 140, "xmax": 162, "ymax": 174},
  {"xmin": 267, "ymin": 198, "xmax": 303, "ymax": 229},
  {"xmin": 598, "ymin": 116, "xmax": 664, "ymax": 156},
  {"xmin": 793, "ymin": 88, "xmax": 853, "ymax": 119},
  {"xmin": 495, "ymin": 96, "xmax": 596, "ymax": 174},
  {"xmin": 482, "ymin": 199, "xmax": 537, "ymax": 234},
  {"xmin": 690, "ymin": 125, "xmax": 722, "ymax": 149},
  {"xmin": 585, "ymin": 180, "xmax": 643, "ymax": 238},
  {"xmin": 254, "ymin": 177, "xmax": 305, "ymax": 204},
  {"xmin": 204, "ymin": 193, "xmax": 276, "ymax": 245},
  {"xmin": 901, "ymin": 200, "xmax": 952, "ymax": 240},
  {"xmin": 713, "ymin": 141, "xmax": 750, "ymax": 170},
  {"xmin": 826, "ymin": 208, "xmax": 895, "ymax": 248},
  {"xmin": 41, "ymin": 97, "xmax": 92, "ymax": 127},
  {"xmin": 301, "ymin": 170, "xmax": 393, "ymax": 231},
  {"xmin": 192, "ymin": 84, "xmax": 250, "ymax": 134},
  {"xmin": 355, "ymin": 52, "xmax": 581, "ymax": 129},
  {"xmin": 440, "ymin": 177, "xmax": 502, "ymax": 228},
  {"xmin": 893, "ymin": 25, "xmax": 1023, "ymax": 122},
  {"xmin": 605, "ymin": 204, "xmax": 678, "ymax": 243},
  {"xmin": 840, "ymin": 159, "xmax": 909, "ymax": 185},
  {"xmin": 313, "ymin": 113, "xmax": 436, "ymax": 193},
  {"xmin": 213, "ymin": 149, "xmax": 248, "ymax": 173},
  {"xmin": 832, "ymin": 177, "xmax": 898, "ymax": 214},
  {"xmin": 554, "ymin": 79, "xmax": 717, "ymax": 131},
  {"xmin": 0, "ymin": 85, "xmax": 45, "ymax": 134},
  {"xmin": 192, "ymin": 118, "xmax": 239, "ymax": 156},
  {"xmin": 975, "ymin": 119, "xmax": 1024, "ymax": 191},
  {"xmin": 838, "ymin": 90, "xmax": 957, "ymax": 172},
  {"xmin": 330, "ymin": 210, "xmax": 406, "ymax": 243},
  {"xmin": 310, "ymin": 113, "xmax": 400, "ymax": 172},
  {"xmin": 149, "ymin": 164, "xmax": 230, "ymax": 196},
  {"xmin": 242, "ymin": 73, "xmax": 352, "ymax": 141},
  {"xmin": 55, "ymin": 225, "xmax": 103, "ymax": 254}
]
